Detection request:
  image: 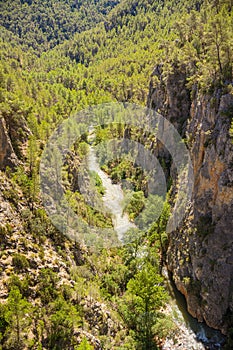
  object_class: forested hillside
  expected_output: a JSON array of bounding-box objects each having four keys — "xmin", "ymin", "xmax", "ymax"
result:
[
  {"xmin": 0, "ymin": 0, "xmax": 120, "ymax": 52},
  {"xmin": 0, "ymin": 0, "xmax": 233, "ymax": 349}
]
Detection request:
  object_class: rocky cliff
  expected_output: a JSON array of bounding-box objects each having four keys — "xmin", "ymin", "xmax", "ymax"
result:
[
  {"xmin": 0, "ymin": 114, "xmax": 18, "ymax": 170},
  {"xmin": 148, "ymin": 65, "xmax": 233, "ymax": 333}
]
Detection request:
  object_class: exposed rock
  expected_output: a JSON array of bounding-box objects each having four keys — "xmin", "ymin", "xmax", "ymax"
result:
[
  {"xmin": 73, "ymin": 329, "xmax": 102, "ymax": 350},
  {"xmin": 148, "ymin": 65, "xmax": 233, "ymax": 333},
  {"xmin": 82, "ymin": 298, "xmax": 123, "ymax": 338},
  {"xmin": 0, "ymin": 115, "xmax": 18, "ymax": 170},
  {"xmin": 148, "ymin": 63, "xmax": 191, "ymax": 136}
]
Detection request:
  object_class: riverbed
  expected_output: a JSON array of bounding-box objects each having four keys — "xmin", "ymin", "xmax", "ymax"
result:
[
  {"xmin": 162, "ymin": 269, "xmax": 226, "ymax": 350},
  {"xmin": 88, "ymin": 144, "xmax": 226, "ymax": 350},
  {"xmin": 88, "ymin": 145, "xmax": 135, "ymax": 241}
]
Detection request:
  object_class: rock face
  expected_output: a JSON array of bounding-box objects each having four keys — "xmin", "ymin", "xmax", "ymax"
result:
[
  {"xmin": 148, "ymin": 65, "xmax": 233, "ymax": 333},
  {"xmin": 0, "ymin": 115, "xmax": 18, "ymax": 170},
  {"xmin": 0, "ymin": 109, "xmax": 31, "ymax": 170}
]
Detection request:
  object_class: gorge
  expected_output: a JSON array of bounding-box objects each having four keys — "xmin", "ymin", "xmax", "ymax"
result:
[{"xmin": 0, "ymin": 0, "xmax": 232, "ymax": 349}]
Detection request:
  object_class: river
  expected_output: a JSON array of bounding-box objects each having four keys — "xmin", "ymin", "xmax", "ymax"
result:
[
  {"xmin": 88, "ymin": 145, "xmax": 135, "ymax": 241},
  {"xmin": 162, "ymin": 269, "xmax": 226, "ymax": 349},
  {"xmin": 87, "ymin": 144, "xmax": 226, "ymax": 349}
]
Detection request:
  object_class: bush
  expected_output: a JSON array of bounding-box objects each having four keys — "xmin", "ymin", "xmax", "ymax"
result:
[
  {"xmin": 37, "ymin": 268, "xmax": 59, "ymax": 303},
  {"xmin": 152, "ymin": 315, "xmax": 178, "ymax": 340},
  {"xmin": 12, "ymin": 254, "xmax": 29, "ymax": 272},
  {"xmin": 76, "ymin": 338, "xmax": 94, "ymax": 350},
  {"xmin": 123, "ymin": 191, "xmax": 145, "ymax": 220},
  {"xmin": 8, "ymin": 274, "xmax": 31, "ymax": 297}
]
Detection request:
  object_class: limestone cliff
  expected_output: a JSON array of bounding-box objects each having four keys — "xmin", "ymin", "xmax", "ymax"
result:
[
  {"xmin": 0, "ymin": 114, "xmax": 18, "ymax": 170},
  {"xmin": 148, "ymin": 65, "xmax": 233, "ymax": 333},
  {"xmin": 0, "ymin": 109, "xmax": 31, "ymax": 170}
]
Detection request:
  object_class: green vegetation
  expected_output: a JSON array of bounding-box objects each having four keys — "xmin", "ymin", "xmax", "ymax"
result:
[
  {"xmin": 77, "ymin": 338, "xmax": 94, "ymax": 350},
  {"xmin": 0, "ymin": 0, "xmax": 120, "ymax": 53},
  {"xmin": 120, "ymin": 263, "xmax": 167, "ymax": 349},
  {"xmin": 2, "ymin": 287, "xmax": 33, "ymax": 349},
  {"xmin": 12, "ymin": 254, "xmax": 30, "ymax": 272},
  {"xmin": 0, "ymin": 0, "xmax": 232, "ymax": 348},
  {"xmin": 123, "ymin": 191, "xmax": 145, "ymax": 221},
  {"xmin": 89, "ymin": 170, "xmax": 105, "ymax": 195}
]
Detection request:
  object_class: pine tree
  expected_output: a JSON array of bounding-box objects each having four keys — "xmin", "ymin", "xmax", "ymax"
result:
[{"xmin": 4, "ymin": 287, "xmax": 33, "ymax": 349}]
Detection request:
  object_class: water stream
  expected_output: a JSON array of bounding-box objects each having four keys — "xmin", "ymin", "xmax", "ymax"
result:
[
  {"xmin": 88, "ymin": 145, "xmax": 135, "ymax": 241},
  {"xmin": 163, "ymin": 269, "xmax": 226, "ymax": 349},
  {"xmin": 87, "ymin": 144, "xmax": 226, "ymax": 349}
]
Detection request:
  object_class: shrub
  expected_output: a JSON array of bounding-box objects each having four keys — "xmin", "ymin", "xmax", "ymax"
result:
[
  {"xmin": 12, "ymin": 254, "xmax": 29, "ymax": 272},
  {"xmin": 76, "ymin": 338, "xmax": 94, "ymax": 350}
]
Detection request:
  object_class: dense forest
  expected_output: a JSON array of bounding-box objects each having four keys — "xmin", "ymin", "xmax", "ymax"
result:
[{"xmin": 0, "ymin": 0, "xmax": 233, "ymax": 349}]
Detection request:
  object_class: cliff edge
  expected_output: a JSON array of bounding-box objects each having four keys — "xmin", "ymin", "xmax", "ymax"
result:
[{"xmin": 148, "ymin": 65, "xmax": 233, "ymax": 333}]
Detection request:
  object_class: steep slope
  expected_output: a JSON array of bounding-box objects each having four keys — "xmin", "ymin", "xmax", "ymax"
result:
[
  {"xmin": 148, "ymin": 62, "xmax": 233, "ymax": 334},
  {"xmin": 0, "ymin": 114, "xmax": 18, "ymax": 170},
  {"xmin": 0, "ymin": 167, "xmax": 127, "ymax": 349},
  {"xmin": 147, "ymin": 0, "xmax": 233, "ymax": 334},
  {"xmin": 0, "ymin": 0, "xmax": 233, "ymax": 348}
]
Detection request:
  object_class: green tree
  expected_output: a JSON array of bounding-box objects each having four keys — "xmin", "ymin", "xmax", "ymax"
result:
[
  {"xmin": 119, "ymin": 263, "xmax": 167, "ymax": 349},
  {"xmin": 4, "ymin": 287, "xmax": 33, "ymax": 349},
  {"xmin": 47, "ymin": 297, "xmax": 81, "ymax": 350},
  {"xmin": 38, "ymin": 268, "xmax": 59, "ymax": 304},
  {"xmin": 123, "ymin": 191, "xmax": 145, "ymax": 220}
]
